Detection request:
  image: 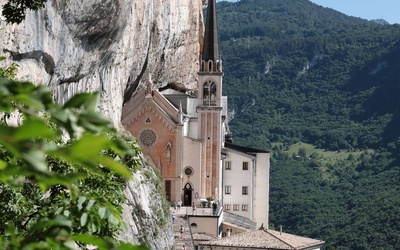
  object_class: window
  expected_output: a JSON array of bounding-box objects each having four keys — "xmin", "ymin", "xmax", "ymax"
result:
[
  {"xmin": 165, "ymin": 180, "xmax": 171, "ymax": 201},
  {"xmin": 242, "ymin": 162, "xmax": 249, "ymax": 170},
  {"xmin": 224, "ymin": 204, "xmax": 231, "ymax": 211},
  {"xmin": 242, "ymin": 205, "xmax": 248, "ymax": 211},
  {"xmin": 184, "ymin": 167, "xmax": 193, "ymax": 176},
  {"xmin": 139, "ymin": 128, "xmax": 157, "ymax": 148},
  {"xmin": 203, "ymin": 81, "xmax": 217, "ymax": 106},
  {"xmin": 225, "ymin": 161, "xmax": 231, "ymax": 170},
  {"xmin": 233, "ymin": 204, "xmax": 239, "ymax": 211},
  {"xmin": 242, "ymin": 186, "xmax": 248, "ymax": 195},
  {"xmin": 225, "ymin": 186, "xmax": 231, "ymax": 194},
  {"xmin": 210, "ymin": 82, "xmax": 216, "ymax": 100},
  {"xmin": 203, "ymin": 82, "xmax": 209, "ymax": 100}
]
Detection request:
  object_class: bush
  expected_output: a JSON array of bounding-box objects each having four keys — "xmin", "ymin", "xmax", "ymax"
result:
[{"xmin": 0, "ymin": 74, "xmax": 145, "ymax": 249}]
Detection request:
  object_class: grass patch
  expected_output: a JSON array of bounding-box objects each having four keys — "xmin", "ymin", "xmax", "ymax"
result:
[
  {"xmin": 272, "ymin": 142, "xmax": 375, "ymax": 182},
  {"xmin": 273, "ymin": 142, "xmax": 374, "ymax": 162}
]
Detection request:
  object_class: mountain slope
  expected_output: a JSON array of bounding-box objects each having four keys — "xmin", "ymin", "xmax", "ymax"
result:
[
  {"xmin": 219, "ymin": 0, "xmax": 400, "ymax": 151},
  {"xmin": 218, "ymin": 0, "xmax": 400, "ymax": 248}
]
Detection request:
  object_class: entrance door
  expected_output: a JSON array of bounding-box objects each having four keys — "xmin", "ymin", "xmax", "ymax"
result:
[
  {"xmin": 183, "ymin": 183, "xmax": 192, "ymax": 206},
  {"xmin": 165, "ymin": 180, "xmax": 171, "ymax": 202}
]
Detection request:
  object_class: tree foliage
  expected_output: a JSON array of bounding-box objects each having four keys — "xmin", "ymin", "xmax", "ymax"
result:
[
  {"xmin": 217, "ymin": 0, "xmax": 400, "ymax": 248},
  {"xmin": 0, "ymin": 57, "xmax": 18, "ymax": 79},
  {"xmin": 0, "ymin": 60, "xmax": 146, "ymax": 249},
  {"xmin": 219, "ymin": 0, "xmax": 400, "ymax": 152},
  {"xmin": 2, "ymin": 0, "xmax": 46, "ymax": 24}
]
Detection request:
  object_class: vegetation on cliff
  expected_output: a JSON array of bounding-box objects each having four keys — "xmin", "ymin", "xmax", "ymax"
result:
[{"xmin": 0, "ymin": 57, "xmax": 148, "ymax": 249}]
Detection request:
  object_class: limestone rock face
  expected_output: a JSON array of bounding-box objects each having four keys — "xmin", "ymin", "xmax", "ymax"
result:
[
  {"xmin": 0, "ymin": 0, "xmax": 203, "ymax": 125},
  {"xmin": 1, "ymin": 0, "xmax": 204, "ymax": 248},
  {"xmin": 121, "ymin": 168, "xmax": 173, "ymax": 249}
]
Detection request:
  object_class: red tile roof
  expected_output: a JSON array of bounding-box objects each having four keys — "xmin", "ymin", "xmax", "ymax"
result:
[{"xmin": 199, "ymin": 229, "xmax": 324, "ymax": 249}]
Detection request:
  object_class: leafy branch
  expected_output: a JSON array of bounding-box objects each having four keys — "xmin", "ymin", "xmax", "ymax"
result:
[
  {"xmin": 0, "ymin": 63, "xmax": 145, "ymax": 249},
  {"xmin": 2, "ymin": 0, "xmax": 46, "ymax": 24}
]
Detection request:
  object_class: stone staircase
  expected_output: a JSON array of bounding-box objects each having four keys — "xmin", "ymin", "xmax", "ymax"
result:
[{"xmin": 171, "ymin": 208, "xmax": 195, "ymax": 250}]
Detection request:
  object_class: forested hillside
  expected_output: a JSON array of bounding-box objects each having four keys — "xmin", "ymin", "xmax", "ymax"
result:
[{"xmin": 218, "ymin": 0, "xmax": 400, "ymax": 249}]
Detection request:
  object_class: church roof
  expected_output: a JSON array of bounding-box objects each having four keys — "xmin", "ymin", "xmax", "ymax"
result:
[
  {"xmin": 199, "ymin": 229, "xmax": 325, "ymax": 249},
  {"xmin": 202, "ymin": 0, "xmax": 220, "ymax": 62},
  {"xmin": 224, "ymin": 142, "xmax": 270, "ymax": 154}
]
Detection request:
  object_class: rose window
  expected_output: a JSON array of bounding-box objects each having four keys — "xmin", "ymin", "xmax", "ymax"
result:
[{"xmin": 139, "ymin": 129, "xmax": 157, "ymax": 148}]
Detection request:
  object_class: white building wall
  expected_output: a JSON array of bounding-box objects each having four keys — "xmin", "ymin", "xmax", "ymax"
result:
[
  {"xmin": 189, "ymin": 216, "xmax": 220, "ymax": 236},
  {"xmin": 187, "ymin": 118, "xmax": 199, "ymax": 138},
  {"xmin": 183, "ymin": 119, "xmax": 190, "ymax": 137},
  {"xmin": 222, "ymin": 151, "xmax": 254, "ymax": 219},
  {"xmin": 182, "ymin": 137, "xmax": 202, "ymax": 204},
  {"xmin": 253, "ymin": 152, "xmax": 270, "ymax": 228}
]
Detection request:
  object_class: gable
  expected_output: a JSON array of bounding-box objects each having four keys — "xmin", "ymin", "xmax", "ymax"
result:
[{"xmin": 121, "ymin": 88, "xmax": 181, "ymax": 130}]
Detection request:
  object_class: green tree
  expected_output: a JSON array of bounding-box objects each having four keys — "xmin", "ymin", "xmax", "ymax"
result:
[
  {"xmin": 2, "ymin": 0, "xmax": 46, "ymax": 24},
  {"xmin": 0, "ymin": 60, "xmax": 146, "ymax": 249},
  {"xmin": 0, "ymin": 56, "xmax": 18, "ymax": 78},
  {"xmin": 298, "ymin": 147, "xmax": 307, "ymax": 158}
]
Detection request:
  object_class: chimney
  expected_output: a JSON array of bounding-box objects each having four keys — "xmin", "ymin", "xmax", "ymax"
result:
[{"xmin": 280, "ymin": 225, "xmax": 282, "ymax": 235}]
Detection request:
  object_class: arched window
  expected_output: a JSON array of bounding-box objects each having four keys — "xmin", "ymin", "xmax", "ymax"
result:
[
  {"xmin": 203, "ymin": 81, "xmax": 217, "ymax": 106},
  {"xmin": 203, "ymin": 82, "xmax": 209, "ymax": 100},
  {"xmin": 208, "ymin": 60, "xmax": 213, "ymax": 72},
  {"xmin": 210, "ymin": 82, "xmax": 216, "ymax": 100}
]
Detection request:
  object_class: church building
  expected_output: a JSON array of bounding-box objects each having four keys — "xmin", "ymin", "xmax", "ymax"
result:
[{"xmin": 121, "ymin": 0, "xmax": 270, "ymax": 229}]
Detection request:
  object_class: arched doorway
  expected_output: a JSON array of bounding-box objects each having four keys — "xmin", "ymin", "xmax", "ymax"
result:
[{"xmin": 183, "ymin": 183, "xmax": 193, "ymax": 206}]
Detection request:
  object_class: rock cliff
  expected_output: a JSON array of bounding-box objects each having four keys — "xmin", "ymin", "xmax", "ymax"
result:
[
  {"xmin": 0, "ymin": 0, "xmax": 203, "ymax": 124},
  {"xmin": 1, "ymin": 0, "xmax": 204, "ymax": 248}
]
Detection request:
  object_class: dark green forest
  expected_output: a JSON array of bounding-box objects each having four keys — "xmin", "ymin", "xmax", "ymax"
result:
[{"xmin": 217, "ymin": 0, "xmax": 400, "ymax": 249}]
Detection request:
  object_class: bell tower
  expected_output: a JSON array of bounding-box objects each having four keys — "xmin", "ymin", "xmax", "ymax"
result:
[{"xmin": 197, "ymin": 0, "xmax": 223, "ymax": 201}]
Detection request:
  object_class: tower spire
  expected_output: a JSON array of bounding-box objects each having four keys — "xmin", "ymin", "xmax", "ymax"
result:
[{"xmin": 201, "ymin": 0, "xmax": 221, "ymax": 72}]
